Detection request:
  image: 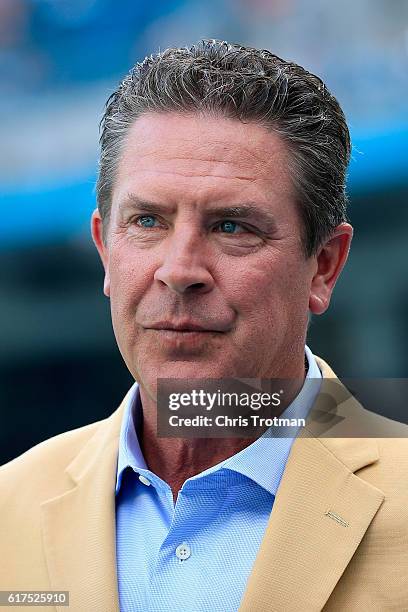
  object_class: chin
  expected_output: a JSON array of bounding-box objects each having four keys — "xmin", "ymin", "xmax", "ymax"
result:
[
  {"xmin": 138, "ymin": 359, "xmax": 231, "ymax": 385},
  {"xmin": 163, "ymin": 361, "xmax": 223, "ymax": 380}
]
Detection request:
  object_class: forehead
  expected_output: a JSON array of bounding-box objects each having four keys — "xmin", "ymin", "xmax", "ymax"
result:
[{"xmin": 112, "ymin": 112, "xmax": 296, "ymax": 212}]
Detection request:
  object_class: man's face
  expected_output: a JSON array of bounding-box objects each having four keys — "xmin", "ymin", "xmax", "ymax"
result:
[{"xmin": 93, "ymin": 112, "xmax": 319, "ymax": 395}]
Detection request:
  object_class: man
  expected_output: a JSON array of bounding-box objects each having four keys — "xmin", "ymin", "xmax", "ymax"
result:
[{"xmin": 1, "ymin": 40, "xmax": 407, "ymax": 612}]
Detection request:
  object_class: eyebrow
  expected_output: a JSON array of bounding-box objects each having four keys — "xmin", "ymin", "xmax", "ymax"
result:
[
  {"xmin": 118, "ymin": 196, "xmax": 176, "ymax": 216},
  {"xmin": 118, "ymin": 196, "xmax": 278, "ymax": 232}
]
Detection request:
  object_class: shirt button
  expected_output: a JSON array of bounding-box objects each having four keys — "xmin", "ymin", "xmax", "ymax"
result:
[
  {"xmin": 138, "ymin": 474, "xmax": 151, "ymax": 486},
  {"xmin": 175, "ymin": 542, "xmax": 191, "ymax": 560}
]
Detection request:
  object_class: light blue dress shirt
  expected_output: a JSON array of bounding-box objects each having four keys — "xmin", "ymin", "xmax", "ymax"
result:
[{"xmin": 115, "ymin": 346, "xmax": 322, "ymax": 612}]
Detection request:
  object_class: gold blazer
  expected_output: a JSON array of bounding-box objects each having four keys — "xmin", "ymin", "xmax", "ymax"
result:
[{"xmin": 1, "ymin": 357, "xmax": 407, "ymax": 611}]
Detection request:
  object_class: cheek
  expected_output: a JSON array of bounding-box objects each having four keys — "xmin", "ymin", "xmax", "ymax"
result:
[
  {"xmin": 226, "ymin": 259, "xmax": 287, "ymax": 308},
  {"xmin": 108, "ymin": 246, "xmax": 154, "ymax": 313},
  {"xmin": 226, "ymin": 256, "xmax": 310, "ymax": 323}
]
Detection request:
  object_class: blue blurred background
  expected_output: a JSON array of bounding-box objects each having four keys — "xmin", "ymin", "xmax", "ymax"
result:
[{"xmin": 1, "ymin": 0, "xmax": 407, "ymax": 462}]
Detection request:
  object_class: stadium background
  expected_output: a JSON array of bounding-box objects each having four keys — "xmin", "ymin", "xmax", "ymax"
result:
[{"xmin": 1, "ymin": 0, "xmax": 407, "ymax": 463}]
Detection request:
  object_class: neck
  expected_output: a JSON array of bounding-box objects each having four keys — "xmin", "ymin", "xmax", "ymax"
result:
[{"xmin": 138, "ymin": 358, "xmax": 307, "ymax": 503}]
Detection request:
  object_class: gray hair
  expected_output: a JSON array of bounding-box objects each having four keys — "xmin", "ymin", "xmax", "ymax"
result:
[{"xmin": 97, "ymin": 39, "xmax": 351, "ymax": 256}]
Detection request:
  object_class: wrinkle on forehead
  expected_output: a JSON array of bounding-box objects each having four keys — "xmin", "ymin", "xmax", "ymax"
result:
[
  {"xmin": 129, "ymin": 143, "xmax": 280, "ymax": 166},
  {"xmin": 117, "ymin": 144, "xmax": 290, "ymax": 186},
  {"xmin": 125, "ymin": 168, "xmax": 259, "ymax": 182}
]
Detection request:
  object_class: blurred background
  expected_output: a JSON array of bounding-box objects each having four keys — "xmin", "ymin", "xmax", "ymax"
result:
[{"xmin": 1, "ymin": 0, "xmax": 407, "ymax": 464}]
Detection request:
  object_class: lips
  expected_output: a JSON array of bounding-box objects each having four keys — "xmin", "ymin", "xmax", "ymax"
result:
[{"xmin": 147, "ymin": 321, "xmax": 225, "ymax": 333}]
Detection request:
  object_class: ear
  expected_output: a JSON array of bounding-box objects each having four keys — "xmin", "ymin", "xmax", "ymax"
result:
[
  {"xmin": 91, "ymin": 209, "xmax": 110, "ymax": 297},
  {"xmin": 309, "ymin": 223, "xmax": 353, "ymax": 315}
]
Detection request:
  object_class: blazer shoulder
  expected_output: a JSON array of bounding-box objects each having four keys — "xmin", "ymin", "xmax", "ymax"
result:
[
  {"xmin": 0, "ymin": 418, "xmax": 106, "ymax": 501},
  {"xmin": 360, "ymin": 404, "xmax": 408, "ymax": 437},
  {"xmin": 347, "ymin": 411, "xmax": 408, "ymax": 500}
]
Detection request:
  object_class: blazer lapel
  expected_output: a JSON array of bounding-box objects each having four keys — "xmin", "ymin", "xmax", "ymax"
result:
[
  {"xmin": 239, "ymin": 365, "xmax": 386, "ymax": 612},
  {"xmin": 40, "ymin": 392, "xmax": 129, "ymax": 612}
]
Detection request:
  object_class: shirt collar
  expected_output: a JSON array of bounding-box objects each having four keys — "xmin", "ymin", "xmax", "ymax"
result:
[
  {"xmin": 115, "ymin": 384, "xmax": 146, "ymax": 494},
  {"xmin": 115, "ymin": 345, "xmax": 322, "ymax": 496}
]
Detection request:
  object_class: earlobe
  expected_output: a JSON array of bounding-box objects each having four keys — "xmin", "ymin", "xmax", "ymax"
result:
[
  {"xmin": 309, "ymin": 293, "xmax": 327, "ymax": 315},
  {"xmin": 308, "ymin": 223, "xmax": 353, "ymax": 316},
  {"xmin": 91, "ymin": 208, "xmax": 110, "ymax": 297},
  {"xmin": 103, "ymin": 274, "xmax": 110, "ymax": 298}
]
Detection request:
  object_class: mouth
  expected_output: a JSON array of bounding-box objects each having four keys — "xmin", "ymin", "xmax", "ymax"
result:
[
  {"xmin": 143, "ymin": 321, "xmax": 229, "ymax": 354},
  {"xmin": 146, "ymin": 321, "xmax": 228, "ymax": 333}
]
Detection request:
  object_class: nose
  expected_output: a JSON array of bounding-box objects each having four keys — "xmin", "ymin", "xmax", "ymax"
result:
[{"xmin": 154, "ymin": 227, "xmax": 214, "ymax": 295}]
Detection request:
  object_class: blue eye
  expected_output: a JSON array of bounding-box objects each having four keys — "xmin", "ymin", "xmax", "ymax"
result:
[
  {"xmin": 137, "ymin": 215, "xmax": 157, "ymax": 228},
  {"xmin": 219, "ymin": 221, "xmax": 240, "ymax": 233}
]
